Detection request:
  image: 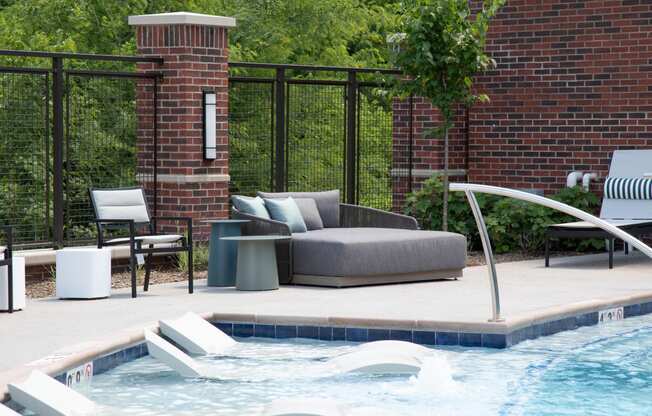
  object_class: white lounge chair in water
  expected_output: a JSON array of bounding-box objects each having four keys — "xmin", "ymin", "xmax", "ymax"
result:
[
  {"xmin": 144, "ymin": 330, "xmax": 209, "ymax": 378},
  {"xmin": 262, "ymin": 398, "xmax": 347, "ymax": 416},
  {"xmin": 326, "ymin": 339, "xmax": 431, "ymax": 375},
  {"xmin": 7, "ymin": 370, "xmax": 97, "ymax": 416},
  {"xmin": 0, "ymin": 403, "xmax": 21, "ymax": 416},
  {"xmin": 159, "ymin": 312, "xmax": 236, "ymax": 355},
  {"xmin": 352, "ymin": 340, "xmax": 431, "ymax": 356}
]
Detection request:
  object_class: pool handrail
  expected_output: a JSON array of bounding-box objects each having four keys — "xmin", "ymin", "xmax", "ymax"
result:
[{"xmin": 449, "ymin": 183, "xmax": 652, "ymax": 322}]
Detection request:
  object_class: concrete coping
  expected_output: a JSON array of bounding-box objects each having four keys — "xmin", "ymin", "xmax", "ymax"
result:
[{"xmin": 128, "ymin": 12, "xmax": 236, "ymax": 28}]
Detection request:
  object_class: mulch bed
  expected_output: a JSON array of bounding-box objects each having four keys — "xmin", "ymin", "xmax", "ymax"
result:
[{"xmin": 25, "ymin": 251, "xmax": 582, "ymax": 299}]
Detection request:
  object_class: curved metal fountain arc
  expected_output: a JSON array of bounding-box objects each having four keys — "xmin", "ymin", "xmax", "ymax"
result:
[{"xmin": 449, "ymin": 183, "xmax": 652, "ymax": 322}]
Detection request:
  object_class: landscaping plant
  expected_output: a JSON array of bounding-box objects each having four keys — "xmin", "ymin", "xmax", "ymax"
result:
[
  {"xmin": 391, "ymin": 0, "xmax": 505, "ymax": 231},
  {"xmin": 404, "ymin": 176, "xmax": 604, "ymax": 254}
]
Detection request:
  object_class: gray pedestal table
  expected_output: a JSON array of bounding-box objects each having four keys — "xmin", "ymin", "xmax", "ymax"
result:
[{"xmin": 220, "ymin": 235, "xmax": 291, "ymax": 291}]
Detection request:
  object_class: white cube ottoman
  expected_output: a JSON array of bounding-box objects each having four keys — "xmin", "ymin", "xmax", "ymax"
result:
[
  {"xmin": 56, "ymin": 248, "xmax": 111, "ymax": 299},
  {"xmin": 0, "ymin": 255, "xmax": 25, "ymax": 311}
]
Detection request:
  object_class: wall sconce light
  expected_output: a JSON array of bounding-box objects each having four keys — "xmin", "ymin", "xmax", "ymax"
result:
[{"xmin": 203, "ymin": 90, "xmax": 217, "ymax": 160}]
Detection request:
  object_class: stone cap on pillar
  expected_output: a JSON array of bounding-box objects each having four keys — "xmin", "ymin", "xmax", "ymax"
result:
[{"xmin": 128, "ymin": 11, "xmax": 236, "ymax": 27}]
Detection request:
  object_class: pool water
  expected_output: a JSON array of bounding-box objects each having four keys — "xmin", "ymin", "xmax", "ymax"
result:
[{"xmin": 75, "ymin": 315, "xmax": 652, "ymax": 415}]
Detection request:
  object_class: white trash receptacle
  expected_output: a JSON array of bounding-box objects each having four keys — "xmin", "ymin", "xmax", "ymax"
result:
[
  {"xmin": 56, "ymin": 248, "xmax": 112, "ymax": 299},
  {"xmin": 0, "ymin": 255, "xmax": 25, "ymax": 311}
]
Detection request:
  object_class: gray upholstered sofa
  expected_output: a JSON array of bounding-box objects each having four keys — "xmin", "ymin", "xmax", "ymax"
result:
[{"xmin": 232, "ymin": 190, "xmax": 466, "ymax": 287}]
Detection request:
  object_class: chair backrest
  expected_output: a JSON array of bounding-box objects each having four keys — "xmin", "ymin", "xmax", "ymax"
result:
[
  {"xmin": 600, "ymin": 149, "xmax": 652, "ymax": 220},
  {"xmin": 89, "ymin": 187, "xmax": 151, "ymax": 224}
]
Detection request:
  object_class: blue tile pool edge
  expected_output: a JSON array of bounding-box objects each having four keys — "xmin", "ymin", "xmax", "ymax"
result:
[
  {"xmin": 5, "ymin": 298, "xmax": 650, "ymax": 403},
  {"xmin": 213, "ymin": 299, "xmax": 652, "ymax": 349}
]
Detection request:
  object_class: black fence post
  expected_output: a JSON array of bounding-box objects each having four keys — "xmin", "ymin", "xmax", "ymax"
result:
[
  {"xmin": 52, "ymin": 57, "xmax": 65, "ymax": 248},
  {"xmin": 345, "ymin": 71, "xmax": 357, "ymax": 204},
  {"xmin": 274, "ymin": 68, "xmax": 286, "ymax": 192}
]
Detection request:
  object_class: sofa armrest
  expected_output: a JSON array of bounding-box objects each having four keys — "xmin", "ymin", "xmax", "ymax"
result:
[
  {"xmin": 231, "ymin": 208, "xmax": 292, "ymax": 236},
  {"xmin": 340, "ymin": 204, "xmax": 419, "ymax": 230}
]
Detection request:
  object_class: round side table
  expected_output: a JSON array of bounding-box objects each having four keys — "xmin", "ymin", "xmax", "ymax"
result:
[
  {"xmin": 220, "ymin": 235, "xmax": 291, "ymax": 291},
  {"xmin": 203, "ymin": 219, "xmax": 250, "ymax": 287}
]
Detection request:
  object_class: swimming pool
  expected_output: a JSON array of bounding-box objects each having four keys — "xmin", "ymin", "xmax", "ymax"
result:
[{"xmin": 72, "ymin": 314, "xmax": 652, "ymax": 415}]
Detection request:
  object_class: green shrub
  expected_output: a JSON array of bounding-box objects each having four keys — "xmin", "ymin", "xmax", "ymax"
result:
[
  {"xmin": 404, "ymin": 177, "xmax": 603, "ymax": 254},
  {"xmin": 175, "ymin": 243, "xmax": 210, "ymax": 272}
]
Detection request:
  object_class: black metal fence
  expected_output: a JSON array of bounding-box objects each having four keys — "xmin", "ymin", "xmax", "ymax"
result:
[
  {"xmin": 228, "ymin": 63, "xmax": 409, "ymax": 211},
  {"xmin": 0, "ymin": 50, "xmax": 160, "ymax": 248}
]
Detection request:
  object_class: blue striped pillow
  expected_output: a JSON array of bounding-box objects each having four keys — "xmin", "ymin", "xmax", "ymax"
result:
[{"xmin": 604, "ymin": 177, "xmax": 652, "ymax": 200}]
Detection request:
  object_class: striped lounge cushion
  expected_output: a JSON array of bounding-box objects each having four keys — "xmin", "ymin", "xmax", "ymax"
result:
[{"xmin": 604, "ymin": 177, "xmax": 652, "ymax": 200}]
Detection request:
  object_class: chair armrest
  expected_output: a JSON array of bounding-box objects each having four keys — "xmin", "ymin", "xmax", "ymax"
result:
[
  {"xmin": 340, "ymin": 204, "xmax": 419, "ymax": 230},
  {"xmin": 151, "ymin": 216, "xmax": 193, "ymax": 245},
  {"xmin": 152, "ymin": 216, "xmax": 192, "ymax": 223},
  {"xmin": 94, "ymin": 219, "xmax": 136, "ymax": 248},
  {"xmin": 232, "ymin": 209, "xmax": 291, "ymax": 236}
]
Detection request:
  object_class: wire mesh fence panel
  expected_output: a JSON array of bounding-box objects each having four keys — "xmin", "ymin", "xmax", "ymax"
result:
[
  {"xmin": 0, "ymin": 71, "xmax": 51, "ymax": 246},
  {"xmin": 64, "ymin": 75, "xmax": 154, "ymax": 243},
  {"xmin": 228, "ymin": 80, "xmax": 274, "ymax": 196},
  {"xmin": 286, "ymin": 82, "xmax": 346, "ymax": 195},
  {"xmin": 356, "ymin": 85, "xmax": 394, "ymax": 211}
]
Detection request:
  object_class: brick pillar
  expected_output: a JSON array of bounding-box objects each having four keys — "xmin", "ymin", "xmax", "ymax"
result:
[{"xmin": 129, "ymin": 12, "xmax": 235, "ymax": 240}]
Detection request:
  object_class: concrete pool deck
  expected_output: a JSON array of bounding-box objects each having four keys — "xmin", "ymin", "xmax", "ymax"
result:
[{"xmin": 1, "ymin": 251, "xmax": 652, "ymax": 396}]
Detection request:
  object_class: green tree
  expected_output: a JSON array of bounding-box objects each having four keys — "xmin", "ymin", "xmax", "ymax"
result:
[{"xmin": 391, "ymin": 0, "xmax": 504, "ymax": 230}]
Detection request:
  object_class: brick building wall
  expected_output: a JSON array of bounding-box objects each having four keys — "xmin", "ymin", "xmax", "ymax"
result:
[{"xmin": 392, "ymin": 0, "xmax": 652, "ymax": 206}]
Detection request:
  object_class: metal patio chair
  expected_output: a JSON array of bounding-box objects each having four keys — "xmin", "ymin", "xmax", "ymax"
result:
[
  {"xmin": 1, "ymin": 226, "xmax": 14, "ymax": 312},
  {"xmin": 546, "ymin": 150, "xmax": 652, "ymax": 268},
  {"xmin": 89, "ymin": 187, "xmax": 193, "ymax": 298}
]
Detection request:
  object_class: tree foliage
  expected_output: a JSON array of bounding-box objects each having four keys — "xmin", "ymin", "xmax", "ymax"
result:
[
  {"xmin": 390, "ymin": 0, "xmax": 504, "ymax": 230},
  {"xmin": 391, "ymin": 0, "xmax": 503, "ymax": 128}
]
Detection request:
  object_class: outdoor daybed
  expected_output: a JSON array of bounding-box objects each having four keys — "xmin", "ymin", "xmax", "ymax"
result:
[{"xmin": 232, "ymin": 190, "xmax": 467, "ymax": 287}]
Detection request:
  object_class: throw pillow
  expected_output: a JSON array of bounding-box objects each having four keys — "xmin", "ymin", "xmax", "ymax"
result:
[
  {"xmin": 293, "ymin": 198, "xmax": 324, "ymax": 230},
  {"xmin": 257, "ymin": 190, "xmax": 340, "ymax": 227},
  {"xmin": 231, "ymin": 195, "xmax": 270, "ymax": 219},
  {"xmin": 263, "ymin": 197, "xmax": 308, "ymax": 233}
]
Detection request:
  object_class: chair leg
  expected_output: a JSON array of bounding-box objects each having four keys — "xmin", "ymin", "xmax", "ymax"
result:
[
  {"xmin": 188, "ymin": 245, "xmax": 194, "ymax": 294},
  {"xmin": 545, "ymin": 236, "xmax": 550, "ymax": 268},
  {"xmin": 608, "ymin": 238, "xmax": 614, "ymax": 269},
  {"xmin": 624, "ymin": 242, "xmax": 629, "ymax": 255},
  {"xmin": 7, "ymin": 259, "xmax": 13, "ymax": 314},
  {"xmin": 143, "ymin": 249, "xmax": 153, "ymax": 292},
  {"xmin": 130, "ymin": 253, "xmax": 137, "ymax": 298}
]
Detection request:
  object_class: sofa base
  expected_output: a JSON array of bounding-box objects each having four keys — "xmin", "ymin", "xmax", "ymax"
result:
[{"xmin": 290, "ymin": 269, "xmax": 462, "ymax": 288}]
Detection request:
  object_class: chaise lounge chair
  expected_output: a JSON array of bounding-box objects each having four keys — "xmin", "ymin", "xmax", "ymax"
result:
[
  {"xmin": 232, "ymin": 190, "xmax": 467, "ymax": 287},
  {"xmin": 546, "ymin": 150, "xmax": 652, "ymax": 268}
]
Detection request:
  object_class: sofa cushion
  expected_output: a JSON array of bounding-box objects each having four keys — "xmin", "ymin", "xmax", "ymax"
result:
[
  {"xmin": 263, "ymin": 197, "xmax": 308, "ymax": 233},
  {"xmin": 257, "ymin": 190, "xmax": 340, "ymax": 227},
  {"xmin": 232, "ymin": 195, "xmax": 270, "ymax": 219},
  {"xmin": 293, "ymin": 198, "xmax": 324, "ymax": 230},
  {"xmin": 291, "ymin": 228, "xmax": 466, "ymax": 277}
]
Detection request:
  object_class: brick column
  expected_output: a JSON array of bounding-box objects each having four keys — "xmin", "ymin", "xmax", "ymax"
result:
[{"xmin": 129, "ymin": 12, "xmax": 235, "ymax": 240}]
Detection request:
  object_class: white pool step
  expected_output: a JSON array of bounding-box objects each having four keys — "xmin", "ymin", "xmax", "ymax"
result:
[
  {"xmin": 0, "ymin": 403, "xmax": 20, "ymax": 416},
  {"xmin": 144, "ymin": 330, "xmax": 209, "ymax": 378},
  {"xmin": 327, "ymin": 340, "xmax": 431, "ymax": 375},
  {"xmin": 7, "ymin": 370, "xmax": 97, "ymax": 416},
  {"xmin": 159, "ymin": 312, "xmax": 236, "ymax": 355}
]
